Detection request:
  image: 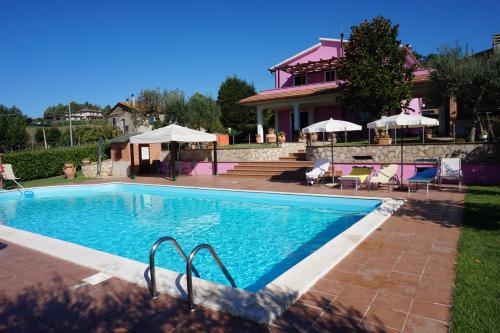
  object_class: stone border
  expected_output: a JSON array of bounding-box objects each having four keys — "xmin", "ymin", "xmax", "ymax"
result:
[{"xmin": 0, "ymin": 183, "xmax": 403, "ymax": 324}]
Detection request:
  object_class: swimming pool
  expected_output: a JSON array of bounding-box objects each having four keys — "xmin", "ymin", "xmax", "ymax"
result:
[
  {"xmin": 0, "ymin": 183, "xmax": 401, "ymax": 323},
  {"xmin": 0, "ymin": 183, "xmax": 380, "ymax": 291}
]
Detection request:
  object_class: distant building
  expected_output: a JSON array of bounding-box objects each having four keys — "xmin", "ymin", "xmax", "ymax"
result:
[
  {"xmin": 108, "ymin": 95, "xmax": 158, "ymax": 134},
  {"xmin": 65, "ymin": 108, "xmax": 103, "ymax": 121}
]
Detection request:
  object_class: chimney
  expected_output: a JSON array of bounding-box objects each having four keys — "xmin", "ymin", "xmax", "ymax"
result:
[
  {"xmin": 131, "ymin": 94, "xmax": 135, "ymax": 107},
  {"xmin": 493, "ymin": 34, "xmax": 500, "ymax": 55}
]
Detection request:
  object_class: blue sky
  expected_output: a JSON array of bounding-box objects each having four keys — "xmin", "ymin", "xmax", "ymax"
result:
[{"xmin": 0, "ymin": 0, "xmax": 498, "ymax": 117}]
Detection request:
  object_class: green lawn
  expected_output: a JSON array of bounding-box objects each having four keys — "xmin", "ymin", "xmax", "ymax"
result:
[
  {"xmin": 451, "ymin": 185, "xmax": 500, "ymax": 332},
  {"xmin": 3, "ymin": 171, "xmax": 96, "ymax": 189}
]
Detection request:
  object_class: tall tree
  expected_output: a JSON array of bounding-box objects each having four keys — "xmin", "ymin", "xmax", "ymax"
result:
[
  {"xmin": 163, "ymin": 89, "xmax": 186, "ymax": 125},
  {"xmin": 0, "ymin": 105, "xmax": 28, "ymax": 148},
  {"xmin": 217, "ymin": 76, "xmax": 256, "ymax": 137},
  {"xmin": 185, "ymin": 93, "xmax": 222, "ymax": 132},
  {"xmin": 428, "ymin": 45, "xmax": 500, "ymax": 141},
  {"xmin": 135, "ymin": 89, "xmax": 164, "ymax": 128},
  {"xmin": 339, "ymin": 16, "xmax": 414, "ymax": 117}
]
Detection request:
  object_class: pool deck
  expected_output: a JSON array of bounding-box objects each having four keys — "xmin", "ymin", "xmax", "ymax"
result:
[{"xmin": 0, "ymin": 176, "xmax": 463, "ymax": 332}]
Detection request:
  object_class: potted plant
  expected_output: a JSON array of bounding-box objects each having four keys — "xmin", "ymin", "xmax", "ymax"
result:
[
  {"xmin": 63, "ymin": 161, "xmax": 76, "ymax": 179},
  {"xmin": 479, "ymin": 130, "xmax": 488, "ymax": 141},
  {"xmin": 298, "ymin": 132, "xmax": 307, "ymax": 143},
  {"xmin": 278, "ymin": 131, "xmax": 286, "ymax": 144},
  {"xmin": 377, "ymin": 129, "xmax": 392, "ymax": 145},
  {"xmin": 425, "ymin": 128, "xmax": 433, "ymax": 140},
  {"xmin": 329, "ymin": 132, "xmax": 337, "ymax": 144},
  {"xmin": 310, "ymin": 132, "xmax": 318, "ymax": 142},
  {"xmin": 266, "ymin": 128, "xmax": 277, "ymax": 143}
]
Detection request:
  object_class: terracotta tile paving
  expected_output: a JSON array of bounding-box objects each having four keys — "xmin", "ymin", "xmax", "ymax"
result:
[{"xmin": 0, "ymin": 176, "xmax": 464, "ymax": 332}]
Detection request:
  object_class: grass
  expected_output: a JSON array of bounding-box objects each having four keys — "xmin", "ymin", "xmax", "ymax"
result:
[
  {"xmin": 451, "ymin": 185, "xmax": 500, "ymax": 332},
  {"xmin": 3, "ymin": 171, "xmax": 96, "ymax": 189}
]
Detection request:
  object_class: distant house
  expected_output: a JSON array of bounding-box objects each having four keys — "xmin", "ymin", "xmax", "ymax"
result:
[
  {"xmin": 240, "ymin": 37, "xmax": 455, "ymax": 140},
  {"xmin": 65, "ymin": 108, "xmax": 103, "ymax": 121},
  {"xmin": 108, "ymin": 97, "xmax": 157, "ymax": 134}
]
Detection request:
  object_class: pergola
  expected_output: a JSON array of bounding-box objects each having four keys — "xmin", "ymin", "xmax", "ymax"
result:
[
  {"xmin": 271, "ymin": 56, "xmax": 339, "ymax": 75},
  {"xmin": 129, "ymin": 124, "xmax": 218, "ymax": 181}
]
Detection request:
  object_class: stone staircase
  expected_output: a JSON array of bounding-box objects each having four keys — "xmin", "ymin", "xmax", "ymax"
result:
[{"xmin": 220, "ymin": 150, "xmax": 313, "ymax": 180}]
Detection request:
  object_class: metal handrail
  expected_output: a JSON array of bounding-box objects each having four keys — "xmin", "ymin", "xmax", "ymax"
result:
[
  {"xmin": 186, "ymin": 243, "xmax": 237, "ymax": 311},
  {"xmin": 149, "ymin": 236, "xmax": 199, "ymax": 298}
]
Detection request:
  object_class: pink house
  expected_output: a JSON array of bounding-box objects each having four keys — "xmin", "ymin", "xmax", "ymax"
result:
[{"xmin": 240, "ymin": 37, "xmax": 440, "ymax": 141}]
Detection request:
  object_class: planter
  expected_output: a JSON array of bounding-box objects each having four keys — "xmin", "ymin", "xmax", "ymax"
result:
[
  {"xmin": 310, "ymin": 132, "xmax": 318, "ymax": 142},
  {"xmin": 480, "ymin": 133, "xmax": 488, "ymax": 141},
  {"xmin": 255, "ymin": 134, "xmax": 263, "ymax": 144},
  {"xmin": 81, "ymin": 158, "xmax": 90, "ymax": 166},
  {"xmin": 378, "ymin": 137, "xmax": 392, "ymax": 145},
  {"xmin": 425, "ymin": 134, "xmax": 432, "ymax": 140},
  {"xmin": 278, "ymin": 134, "xmax": 286, "ymax": 144},
  {"xmin": 266, "ymin": 129, "xmax": 277, "ymax": 144},
  {"xmin": 63, "ymin": 163, "xmax": 76, "ymax": 179}
]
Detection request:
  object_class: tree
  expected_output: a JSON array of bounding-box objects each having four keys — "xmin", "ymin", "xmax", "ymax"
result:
[
  {"xmin": 217, "ymin": 76, "xmax": 256, "ymax": 138},
  {"xmin": 35, "ymin": 127, "xmax": 61, "ymax": 144},
  {"xmin": 163, "ymin": 89, "xmax": 186, "ymax": 125},
  {"xmin": 339, "ymin": 16, "xmax": 414, "ymax": 117},
  {"xmin": 428, "ymin": 46, "xmax": 500, "ymax": 141},
  {"xmin": 135, "ymin": 89, "xmax": 164, "ymax": 128},
  {"xmin": 185, "ymin": 93, "xmax": 222, "ymax": 132},
  {"xmin": 43, "ymin": 101, "xmax": 104, "ymax": 119},
  {"xmin": 0, "ymin": 105, "xmax": 28, "ymax": 148}
]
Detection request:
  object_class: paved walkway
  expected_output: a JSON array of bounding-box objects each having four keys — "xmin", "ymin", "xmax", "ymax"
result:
[{"xmin": 0, "ymin": 177, "xmax": 463, "ymax": 332}]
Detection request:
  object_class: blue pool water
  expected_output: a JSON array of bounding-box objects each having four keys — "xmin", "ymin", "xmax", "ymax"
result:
[{"xmin": 0, "ymin": 184, "xmax": 381, "ymax": 291}]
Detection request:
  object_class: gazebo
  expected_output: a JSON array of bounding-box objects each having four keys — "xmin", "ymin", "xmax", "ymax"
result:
[{"xmin": 129, "ymin": 124, "xmax": 218, "ymax": 181}]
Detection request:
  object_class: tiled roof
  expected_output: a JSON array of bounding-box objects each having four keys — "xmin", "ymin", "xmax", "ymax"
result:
[
  {"xmin": 239, "ymin": 83, "xmax": 339, "ymax": 105},
  {"xmin": 239, "ymin": 74, "xmax": 431, "ymax": 105}
]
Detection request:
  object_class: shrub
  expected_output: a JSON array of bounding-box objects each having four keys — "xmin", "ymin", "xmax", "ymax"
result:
[{"xmin": 3, "ymin": 144, "xmax": 109, "ymax": 180}]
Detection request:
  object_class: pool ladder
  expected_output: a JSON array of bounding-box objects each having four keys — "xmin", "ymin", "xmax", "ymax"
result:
[{"xmin": 149, "ymin": 236, "xmax": 237, "ymax": 311}]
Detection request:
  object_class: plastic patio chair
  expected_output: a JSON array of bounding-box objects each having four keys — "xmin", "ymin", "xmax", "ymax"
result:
[
  {"xmin": 339, "ymin": 166, "xmax": 373, "ymax": 190},
  {"xmin": 407, "ymin": 159, "xmax": 439, "ymax": 194},
  {"xmin": 368, "ymin": 164, "xmax": 398, "ymax": 191},
  {"xmin": 439, "ymin": 158, "xmax": 462, "ymax": 190},
  {"xmin": 305, "ymin": 159, "xmax": 331, "ymax": 185}
]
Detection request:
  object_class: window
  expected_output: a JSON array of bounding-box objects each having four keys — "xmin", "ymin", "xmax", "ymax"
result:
[
  {"xmin": 325, "ymin": 70, "xmax": 337, "ymax": 82},
  {"xmin": 293, "ymin": 74, "xmax": 306, "ymax": 86},
  {"xmin": 112, "ymin": 118, "xmax": 116, "ymax": 126}
]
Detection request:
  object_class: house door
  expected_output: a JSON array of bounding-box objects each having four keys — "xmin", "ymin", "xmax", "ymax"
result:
[
  {"xmin": 139, "ymin": 144, "xmax": 151, "ymax": 174},
  {"xmin": 290, "ymin": 111, "xmax": 311, "ymax": 136}
]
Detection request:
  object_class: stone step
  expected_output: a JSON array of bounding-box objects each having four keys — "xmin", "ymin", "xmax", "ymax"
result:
[
  {"xmin": 231, "ymin": 166, "xmax": 310, "ymax": 172},
  {"xmin": 236, "ymin": 161, "xmax": 313, "ymax": 168}
]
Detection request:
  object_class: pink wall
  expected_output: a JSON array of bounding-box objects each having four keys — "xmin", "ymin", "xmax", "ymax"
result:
[
  {"xmin": 404, "ymin": 98, "xmax": 422, "ymax": 115},
  {"xmin": 279, "ymin": 110, "xmax": 292, "ymax": 140},
  {"xmin": 176, "ymin": 161, "xmax": 238, "ymax": 176},
  {"xmin": 314, "ymin": 105, "xmax": 346, "ymax": 122}
]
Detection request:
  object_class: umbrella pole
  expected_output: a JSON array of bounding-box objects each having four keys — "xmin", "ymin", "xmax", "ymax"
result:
[
  {"xmin": 368, "ymin": 128, "xmax": 371, "ymax": 145},
  {"xmin": 330, "ymin": 132, "xmax": 334, "ymax": 182},
  {"xmin": 171, "ymin": 141, "xmax": 177, "ymax": 181},
  {"xmin": 344, "ymin": 129, "xmax": 347, "ymax": 143}
]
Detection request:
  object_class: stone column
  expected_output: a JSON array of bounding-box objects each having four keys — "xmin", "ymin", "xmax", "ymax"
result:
[{"xmin": 257, "ymin": 106, "xmax": 264, "ymax": 143}]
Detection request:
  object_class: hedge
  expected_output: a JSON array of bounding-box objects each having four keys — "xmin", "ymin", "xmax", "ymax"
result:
[{"xmin": 3, "ymin": 144, "xmax": 109, "ymax": 180}]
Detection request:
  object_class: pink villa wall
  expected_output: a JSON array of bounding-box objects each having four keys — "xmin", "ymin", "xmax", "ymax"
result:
[
  {"xmin": 279, "ymin": 110, "xmax": 292, "ymax": 140},
  {"xmin": 277, "ymin": 39, "xmax": 343, "ymax": 88}
]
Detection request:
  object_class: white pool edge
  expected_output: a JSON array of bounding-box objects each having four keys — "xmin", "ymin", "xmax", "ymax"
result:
[{"xmin": 0, "ymin": 183, "xmax": 404, "ymax": 324}]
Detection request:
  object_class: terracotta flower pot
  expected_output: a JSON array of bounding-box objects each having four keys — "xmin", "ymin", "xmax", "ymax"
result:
[
  {"xmin": 378, "ymin": 137, "xmax": 392, "ymax": 145},
  {"xmin": 278, "ymin": 134, "xmax": 286, "ymax": 144},
  {"xmin": 255, "ymin": 134, "xmax": 263, "ymax": 144},
  {"xmin": 63, "ymin": 163, "xmax": 76, "ymax": 179},
  {"xmin": 310, "ymin": 132, "xmax": 318, "ymax": 142}
]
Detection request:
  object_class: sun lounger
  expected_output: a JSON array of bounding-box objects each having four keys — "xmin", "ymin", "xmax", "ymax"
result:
[
  {"xmin": 369, "ymin": 164, "xmax": 398, "ymax": 191},
  {"xmin": 305, "ymin": 159, "xmax": 331, "ymax": 185},
  {"xmin": 407, "ymin": 167, "xmax": 438, "ymax": 194},
  {"xmin": 340, "ymin": 166, "xmax": 373, "ymax": 190},
  {"xmin": 439, "ymin": 158, "xmax": 462, "ymax": 190},
  {"xmin": 1, "ymin": 164, "xmax": 24, "ymax": 190}
]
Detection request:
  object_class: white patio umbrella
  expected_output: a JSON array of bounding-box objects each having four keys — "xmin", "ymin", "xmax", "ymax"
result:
[
  {"xmin": 302, "ymin": 118, "xmax": 362, "ymax": 165},
  {"xmin": 367, "ymin": 114, "xmax": 439, "ymax": 188}
]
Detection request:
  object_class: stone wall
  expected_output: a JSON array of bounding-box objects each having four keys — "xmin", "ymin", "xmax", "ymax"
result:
[
  {"xmin": 179, "ymin": 143, "xmax": 306, "ymax": 162},
  {"xmin": 81, "ymin": 159, "xmax": 113, "ymax": 177},
  {"xmin": 306, "ymin": 142, "xmax": 500, "ymax": 163}
]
